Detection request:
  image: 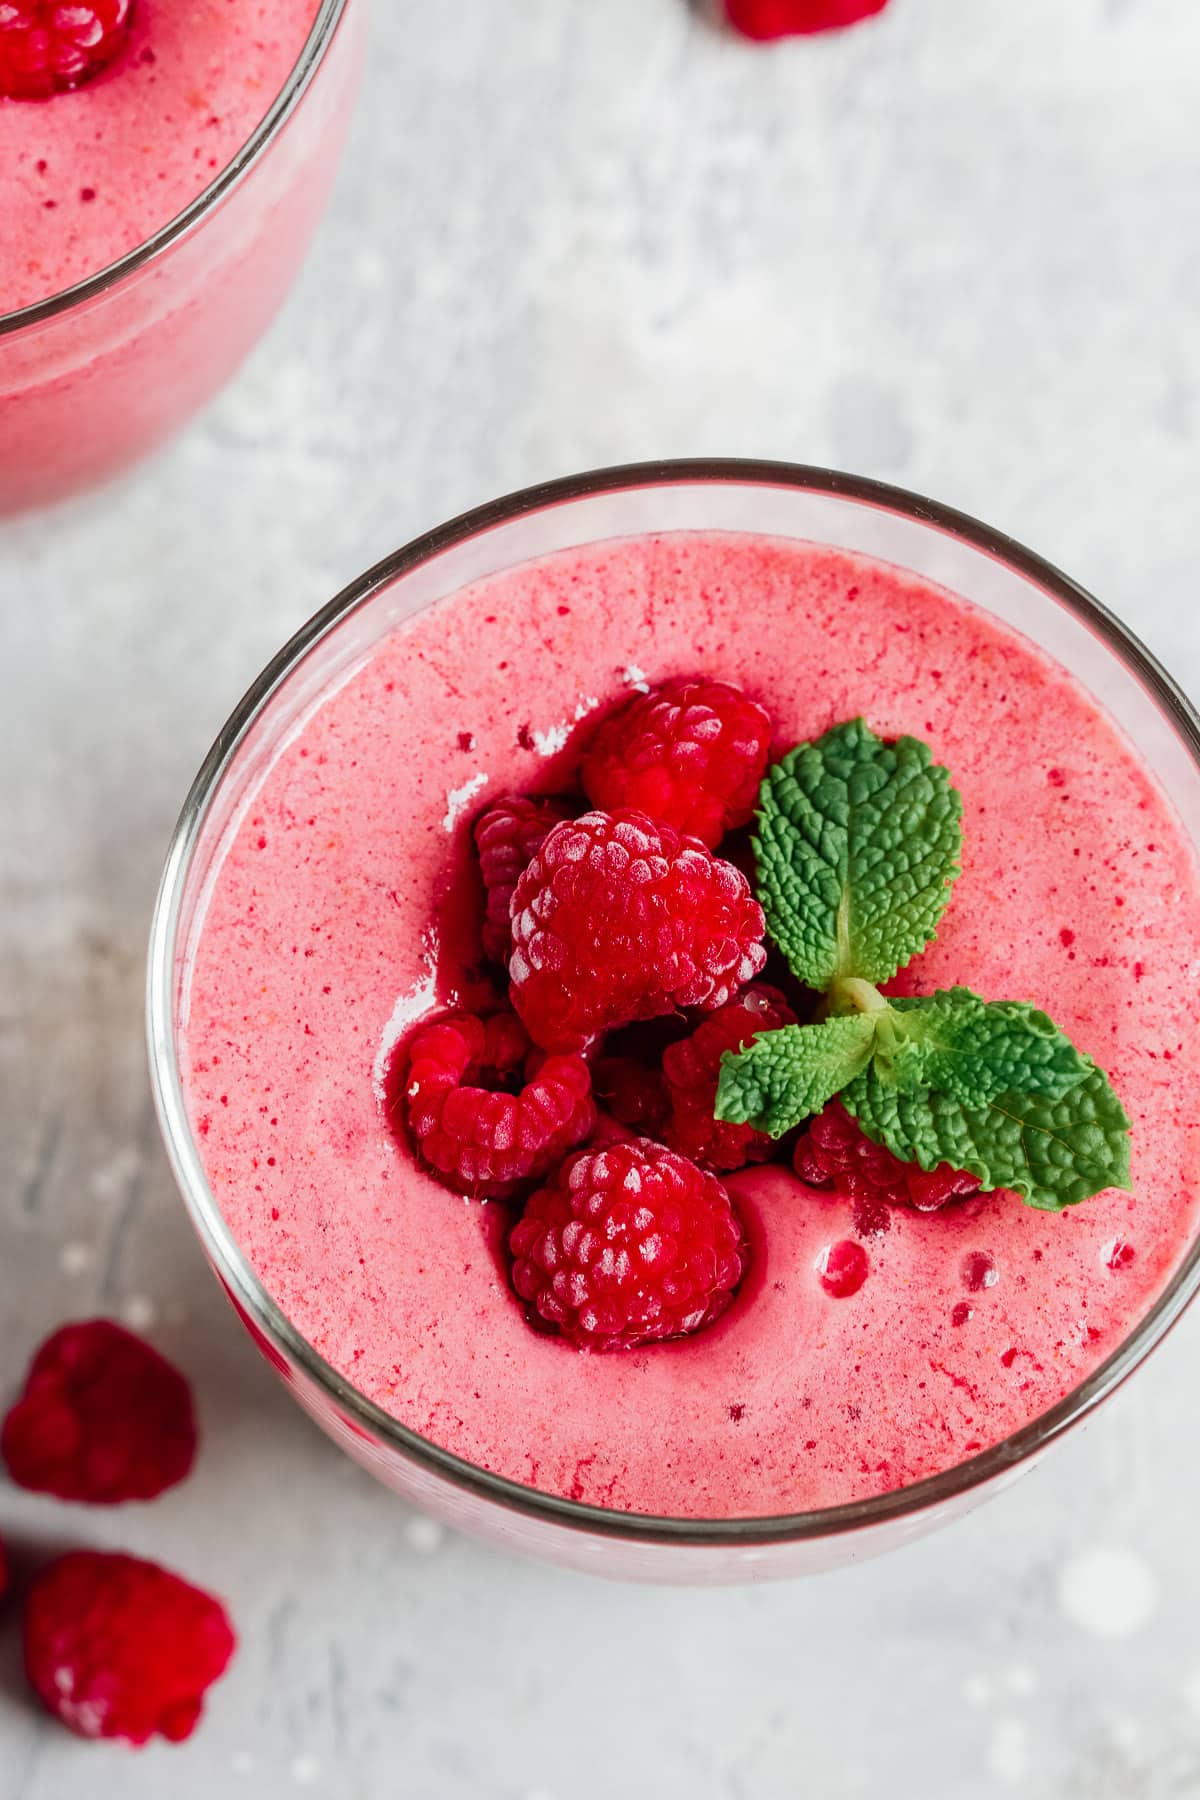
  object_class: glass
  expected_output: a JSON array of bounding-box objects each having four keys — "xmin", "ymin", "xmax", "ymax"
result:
[
  {"xmin": 0, "ymin": 0, "xmax": 365, "ymax": 515},
  {"xmin": 147, "ymin": 461, "xmax": 1200, "ymax": 1583}
]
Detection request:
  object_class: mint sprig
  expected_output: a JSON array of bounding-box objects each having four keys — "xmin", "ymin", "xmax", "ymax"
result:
[
  {"xmin": 873, "ymin": 990, "xmax": 1090, "ymax": 1107},
  {"xmin": 754, "ymin": 718, "xmax": 962, "ymax": 991},
  {"xmin": 715, "ymin": 720, "xmax": 1132, "ymax": 1213},
  {"xmin": 842, "ymin": 1060, "xmax": 1132, "ymax": 1212},
  {"xmin": 713, "ymin": 1015, "xmax": 877, "ymax": 1137}
]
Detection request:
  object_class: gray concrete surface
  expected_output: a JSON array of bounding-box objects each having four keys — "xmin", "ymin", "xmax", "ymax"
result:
[{"xmin": 3, "ymin": 0, "xmax": 1200, "ymax": 1794}]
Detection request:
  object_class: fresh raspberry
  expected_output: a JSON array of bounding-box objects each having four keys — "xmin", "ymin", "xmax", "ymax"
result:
[
  {"xmin": 662, "ymin": 984, "xmax": 797, "ymax": 1171},
  {"xmin": 510, "ymin": 1138, "xmax": 748, "ymax": 1351},
  {"xmin": 0, "ymin": 1, "xmax": 133, "ymax": 100},
  {"xmin": 400, "ymin": 1009, "xmax": 595, "ymax": 1198},
  {"xmin": 23, "ymin": 1551, "xmax": 234, "ymax": 1745},
  {"xmin": 794, "ymin": 1101, "xmax": 980, "ymax": 1235},
  {"xmin": 509, "ymin": 810, "xmax": 767, "ymax": 1052},
  {"xmin": 725, "ymin": 0, "xmax": 888, "ymax": 40},
  {"xmin": 2, "ymin": 1320, "xmax": 196, "ymax": 1504},
  {"xmin": 582, "ymin": 678, "xmax": 771, "ymax": 850},
  {"xmin": 473, "ymin": 794, "xmax": 573, "ymax": 966}
]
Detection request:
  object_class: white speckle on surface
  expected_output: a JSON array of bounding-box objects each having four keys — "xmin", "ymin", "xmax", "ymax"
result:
[
  {"xmin": 622, "ymin": 665, "xmax": 650, "ymax": 692},
  {"xmin": 1184, "ymin": 1667, "xmax": 1200, "ymax": 1717},
  {"xmin": 988, "ymin": 1718, "xmax": 1030, "ymax": 1786},
  {"xmin": 532, "ymin": 722, "xmax": 570, "ymax": 756},
  {"xmin": 1107, "ymin": 1715, "xmax": 1143, "ymax": 1755},
  {"xmin": 573, "ymin": 694, "xmax": 600, "ymax": 721},
  {"xmin": 963, "ymin": 1673, "xmax": 993, "ymax": 1707},
  {"xmin": 121, "ymin": 1294, "xmax": 158, "ymax": 1333},
  {"xmin": 89, "ymin": 1147, "xmax": 138, "ymax": 1201},
  {"xmin": 404, "ymin": 1513, "xmax": 446, "ymax": 1555},
  {"xmin": 442, "ymin": 770, "xmax": 488, "ymax": 831},
  {"xmin": 290, "ymin": 1755, "xmax": 320, "ymax": 1787},
  {"xmin": 1003, "ymin": 1665, "xmax": 1035, "ymax": 1698},
  {"xmin": 59, "ymin": 1241, "xmax": 93, "ymax": 1275},
  {"xmin": 372, "ymin": 953, "xmax": 439, "ymax": 1103},
  {"xmin": 1058, "ymin": 1546, "xmax": 1158, "ymax": 1639},
  {"xmin": 231, "ymin": 1750, "xmax": 255, "ymax": 1776}
]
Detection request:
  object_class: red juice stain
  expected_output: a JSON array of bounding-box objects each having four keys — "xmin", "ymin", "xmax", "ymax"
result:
[
  {"xmin": 962, "ymin": 1250, "xmax": 998, "ymax": 1292},
  {"xmin": 951, "ymin": 1301, "xmax": 973, "ymax": 1327},
  {"xmin": 1060, "ymin": 927, "xmax": 1075, "ymax": 948},
  {"xmin": 1104, "ymin": 1238, "xmax": 1136, "ymax": 1272},
  {"xmin": 817, "ymin": 1240, "xmax": 869, "ymax": 1299}
]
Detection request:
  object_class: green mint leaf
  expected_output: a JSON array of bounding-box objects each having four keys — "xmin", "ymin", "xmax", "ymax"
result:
[
  {"xmin": 874, "ymin": 988, "xmax": 1092, "ymax": 1108},
  {"xmin": 841, "ymin": 1059, "xmax": 1132, "ymax": 1212},
  {"xmin": 714, "ymin": 1015, "xmax": 878, "ymax": 1138},
  {"xmin": 754, "ymin": 718, "xmax": 962, "ymax": 991}
]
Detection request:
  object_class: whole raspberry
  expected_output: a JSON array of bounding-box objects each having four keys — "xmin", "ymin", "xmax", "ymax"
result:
[
  {"xmin": 473, "ymin": 794, "xmax": 573, "ymax": 966},
  {"xmin": 795, "ymin": 1100, "xmax": 980, "ymax": 1235},
  {"xmin": 662, "ymin": 984, "xmax": 797, "ymax": 1171},
  {"xmin": 0, "ymin": 0, "xmax": 133, "ymax": 100},
  {"xmin": 510, "ymin": 1138, "xmax": 748, "ymax": 1351},
  {"xmin": 725, "ymin": 0, "xmax": 888, "ymax": 40},
  {"xmin": 582, "ymin": 678, "xmax": 771, "ymax": 849},
  {"xmin": 23, "ymin": 1551, "xmax": 234, "ymax": 1745},
  {"xmin": 400, "ymin": 1009, "xmax": 595, "ymax": 1198},
  {"xmin": 509, "ymin": 810, "xmax": 767, "ymax": 1052},
  {"xmin": 2, "ymin": 1320, "xmax": 196, "ymax": 1504}
]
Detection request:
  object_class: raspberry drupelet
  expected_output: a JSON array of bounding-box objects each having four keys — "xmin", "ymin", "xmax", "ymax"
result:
[
  {"xmin": 662, "ymin": 984, "xmax": 798, "ymax": 1172},
  {"xmin": 400, "ymin": 1009, "xmax": 595, "ymax": 1198},
  {"xmin": 508, "ymin": 809, "xmax": 767, "ymax": 1053},
  {"xmin": 582, "ymin": 677, "xmax": 771, "ymax": 850},
  {"xmin": 23, "ymin": 1551, "xmax": 235, "ymax": 1745},
  {"xmin": 473, "ymin": 794, "xmax": 573, "ymax": 966},
  {"xmin": 509, "ymin": 1137, "xmax": 748, "ymax": 1351},
  {"xmin": 0, "ymin": 1, "xmax": 133, "ymax": 100},
  {"xmin": 2, "ymin": 1319, "xmax": 196, "ymax": 1504}
]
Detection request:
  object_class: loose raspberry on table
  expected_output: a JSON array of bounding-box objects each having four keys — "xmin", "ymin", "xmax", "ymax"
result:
[
  {"xmin": 2, "ymin": 1319, "xmax": 196, "ymax": 1504},
  {"xmin": 724, "ymin": 0, "xmax": 888, "ymax": 40},
  {"xmin": 473, "ymin": 794, "xmax": 573, "ymax": 966},
  {"xmin": 510, "ymin": 1137, "xmax": 748, "ymax": 1351},
  {"xmin": 581, "ymin": 678, "xmax": 771, "ymax": 849},
  {"xmin": 0, "ymin": 0, "xmax": 133, "ymax": 100},
  {"xmin": 794, "ymin": 1100, "xmax": 980, "ymax": 1235},
  {"xmin": 400, "ymin": 1009, "xmax": 595, "ymax": 1198},
  {"xmin": 508, "ymin": 809, "xmax": 767, "ymax": 1052},
  {"xmin": 662, "ymin": 984, "xmax": 797, "ymax": 1172},
  {"xmin": 23, "ymin": 1551, "xmax": 235, "ymax": 1746}
]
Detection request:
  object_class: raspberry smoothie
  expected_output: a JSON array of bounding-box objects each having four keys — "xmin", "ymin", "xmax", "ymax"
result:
[
  {"xmin": 0, "ymin": 0, "xmax": 361, "ymax": 511},
  {"xmin": 180, "ymin": 531, "xmax": 1200, "ymax": 1519}
]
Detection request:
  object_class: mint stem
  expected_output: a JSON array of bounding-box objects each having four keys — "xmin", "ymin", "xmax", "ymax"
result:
[{"xmin": 827, "ymin": 976, "xmax": 889, "ymax": 1018}]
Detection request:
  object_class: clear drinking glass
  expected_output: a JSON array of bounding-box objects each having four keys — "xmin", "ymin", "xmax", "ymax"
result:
[
  {"xmin": 147, "ymin": 462, "xmax": 1200, "ymax": 1583},
  {"xmin": 0, "ymin": 0, "xmax": 365, "ymax": 515}
]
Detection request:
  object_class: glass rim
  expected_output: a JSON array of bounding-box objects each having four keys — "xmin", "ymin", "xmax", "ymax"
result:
[
  {"xmin": 0, "ymin": 0, "xmax": 351, "ymax": 339},
  {"xmin": 147, "ymin": 457, "xmax": 1200, "ymax": 1550}
]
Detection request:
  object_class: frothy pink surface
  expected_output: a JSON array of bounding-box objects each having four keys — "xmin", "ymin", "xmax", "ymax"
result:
[
  {"xmin": 183, "ymin": 534, "xmax": 1200, "ymax": 1517},
  {"xmin": 2, "ymin": 0, "xmax": 320, "ymax": 314}
]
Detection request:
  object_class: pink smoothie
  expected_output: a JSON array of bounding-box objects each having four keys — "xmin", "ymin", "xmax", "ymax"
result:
[
  {"xmin": 3, "ymin": 0, "xmax": 320, "ymax": 314},
  {"xmin": 0, "ymin": 0, "xmax": 362, "ymax": 513},
  {"xmin": 182, "ymin": 534, "xmax": 1200, "ymax": 1518}
]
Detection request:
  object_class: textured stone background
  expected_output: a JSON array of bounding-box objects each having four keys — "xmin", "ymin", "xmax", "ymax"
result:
[{"xmin": 3, "ymin": 1, "xmax": 1200, "ymax": 1794}]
